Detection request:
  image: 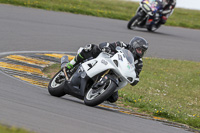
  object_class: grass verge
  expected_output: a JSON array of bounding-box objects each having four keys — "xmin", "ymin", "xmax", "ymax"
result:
[
  {"xmin": 43, "ymin": 57, "xmax": 200, "ymax": 130},
  {"xmin": 0, "ymin": 0, "xmax": 200, "ymax": 29},
  {"xmin": 0, "ymin": 124, "xmax": 34, "ymax": 133}
]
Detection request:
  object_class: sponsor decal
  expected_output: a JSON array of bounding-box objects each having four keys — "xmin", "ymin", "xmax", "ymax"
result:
[
  {"xmin": 101, "ymin": 59, "xmax": 108, "ymax": 65},
  {"xmin": 118, "ymin": 54, "xmax": 123, "ymax": 61},
  {"xmin": 127, "ymin": 63, "xmax": 135, "ymax": 70}
]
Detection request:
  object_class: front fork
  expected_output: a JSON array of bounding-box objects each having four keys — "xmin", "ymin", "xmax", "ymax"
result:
[
  {"xmin": 92, "ymin": 70, "xmax": 119, "ymax": 90},
  {"xmin": 63, "ymin": 68, "xmax": 69, "ymax": 80},
  {"xmin": 137, "ymin": 10, "xmax": 148, "ymax": 25},
  {"xmin": 92, "ymin": 70, "xmax": 110, "ymax": 89}
]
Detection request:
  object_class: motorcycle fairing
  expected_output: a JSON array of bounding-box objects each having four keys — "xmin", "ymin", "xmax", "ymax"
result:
[
  {"xmin": 64, "ymin": 66, "xmax": 89, "ymax": 99},
  {"xmin": 140, "ymin": 0, "xmax": 163, "ymax": 15},
  {"xmin": 81, "ymin": 53, "xmax": 116, "ymax": 78},
  {"xmin": 81, "ymin": 50, "xmax": 136, "ymax": 84}
]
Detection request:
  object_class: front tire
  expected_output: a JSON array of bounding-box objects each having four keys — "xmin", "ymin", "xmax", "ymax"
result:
[
  {"xmin": 84, "ymin": 80, "xmax": 117, "ymax": 106},
  {"xmin": 127, "ymin": 14, "xmax": 139, "ymax": 30},
  {"xmin": 48, "ymin": 70, "xmax": 66, "ymax": 97}
]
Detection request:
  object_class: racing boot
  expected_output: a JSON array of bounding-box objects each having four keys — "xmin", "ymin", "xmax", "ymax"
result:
[
  {"xmin": 64, "ymin": 53, "xmax": 85, "ymax": 71},
  {"xmin": 106, "ymin": 91, "xmax": 119, "ymax": 103},
  {"xmin": 63, "ymin": 44, "xmax": 99, "ymax": 71}
]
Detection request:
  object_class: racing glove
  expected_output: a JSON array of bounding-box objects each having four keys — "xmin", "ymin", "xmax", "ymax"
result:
[
  {"xmin": 116, "ymin": 41, "xmax": 129, "ymax": 48},
  {"xmin": 130, "ymin": 73, "xmax": 139, "ymax": 86},
  {"xmin": 101, "ymin": 46, "xmax": 111, "ymax": 54},
  {"xmin": 130, "ymin": 80, "xmax": 139, "ymax": 86}
]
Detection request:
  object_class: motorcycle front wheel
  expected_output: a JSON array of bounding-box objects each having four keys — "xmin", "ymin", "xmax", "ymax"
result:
[
  {"xmin": 127, "ymin": 14, "xmax": 139, "ymax": 30},
  {"xmin": 48, "ymin": 69, "xmax": 66, "ymax": 97},
  {"xmin": 84, "ymin": 80, "xmax": 117, "ymax": 106}
]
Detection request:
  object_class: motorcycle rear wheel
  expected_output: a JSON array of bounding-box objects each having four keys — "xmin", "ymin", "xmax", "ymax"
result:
[
  {"xmin": 84, "ymin": 80, "xmax": 117, "ymax": 106},
  {"xmin": 48, "ymin": 69, "xmax": 66, "ymax": 97},
  {"xmin": 147, "ymin": 24, "xmax": 161, "ymax": 32}
]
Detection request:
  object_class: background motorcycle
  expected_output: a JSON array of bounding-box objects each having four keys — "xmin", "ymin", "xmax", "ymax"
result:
[
  {"xmin": 48, "ymin": 47, "xmax": 136, "ymax": 106},
  {"xmin": 127, "ymin": 0, "xmax": 163, "ymax": 32}
]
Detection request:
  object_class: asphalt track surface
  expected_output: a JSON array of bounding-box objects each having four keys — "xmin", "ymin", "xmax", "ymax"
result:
[{"xmin": 0, "ymin": 4, "xmax": 199, "ymax": 133}]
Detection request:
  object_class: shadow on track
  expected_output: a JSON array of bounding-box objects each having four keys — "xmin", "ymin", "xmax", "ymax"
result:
[
  {"xmin": 127, "ymin": 28, "xmax": 180, "ymax": 38},
  {"xmin": 46, "ymin": 93, "xmax": 121, "ymax": 113}
]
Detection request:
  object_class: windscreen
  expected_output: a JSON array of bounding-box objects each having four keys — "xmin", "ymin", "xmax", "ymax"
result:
[
  {"xmin": 122, "ymin": 49, "xmax": 134, "ymax": 65},
  {"xmin": 144, "ymin": 0, "xmax": 163, "ymax": 11},
  {"xmin": 151, "ymin": 0, "xmax": 163, "ymax": 10}
]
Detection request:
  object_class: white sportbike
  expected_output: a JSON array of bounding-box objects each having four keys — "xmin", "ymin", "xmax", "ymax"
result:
[{"xmin": 48, "ymin": 47, "xmax": 136, "ymax": 106}]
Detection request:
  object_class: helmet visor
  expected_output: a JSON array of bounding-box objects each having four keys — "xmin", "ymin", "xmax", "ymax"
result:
[{"xmin": 136, "ymin": 47, "xmax": 146, "ymax": 57}]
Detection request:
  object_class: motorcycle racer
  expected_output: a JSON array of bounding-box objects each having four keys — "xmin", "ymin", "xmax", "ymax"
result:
[
  {"xmin": 63, "ymin": 36, "xmax": 149, "ymax": 103},
  {"xmin": 160, "ymin": 0, "xmax": 176, "ymax": 24},
  {"xmin": 147, "ymin": 0, "xmax": 176, "ymax": 27}
]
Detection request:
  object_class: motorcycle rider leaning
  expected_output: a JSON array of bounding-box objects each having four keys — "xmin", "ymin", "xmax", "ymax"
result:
[
  {"xmin": 63, "ymin": 36, "xmax": 149, "ymax": 103},
  {"xmin": 160, "ymin": 0, "xmax": 176, "ymax": 24},
  {"xmin": 147, "ymin": 0, "xmax": 176, "ymax": 26}
]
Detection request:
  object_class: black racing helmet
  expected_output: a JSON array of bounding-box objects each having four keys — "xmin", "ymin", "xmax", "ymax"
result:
[{"xmin": 129, "ymin": 36, "xmax": 148, "ymax": 58}]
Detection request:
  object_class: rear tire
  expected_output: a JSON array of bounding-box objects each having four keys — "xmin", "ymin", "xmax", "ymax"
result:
[
  {"xmin": 84, "ymin": 80, "xmax": 117, "ymax": 106},
  {"xmin": 147, "ymin": 24, "xmax": 161, "ymax": 32},
  {"xmin": 48, "ymin": 70, "xmax": 66, "ymax": 97},
  {"xmin": 147, "ymin": 25, "xmax": 153, "ymax": 32},
  {"xmin": 127, "ymin": 14, "xmax": 139, "ymax": 30}
]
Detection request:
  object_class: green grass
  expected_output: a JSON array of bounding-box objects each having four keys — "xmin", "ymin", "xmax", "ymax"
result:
[
  {"xmin": 42, "ymin": 57, "xmax": 200, "ymax": 130},
  {"xmin": 0, "ymin": 124, "xmax": 34, "ymax": 133},
  {"xmin": 1, "ymin": 0, "xmax": 200, "ymax": 29},
  {"xmin": 42, "ymin": 63, "xmax": 60, "ymax": 78},
  {"xmin": 118, "ymin": 57, "xmax": 200, "ymax": 129},
  {"xmin": 0, "ymin": 0, "xmax": 200, "ymax": 131}
]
